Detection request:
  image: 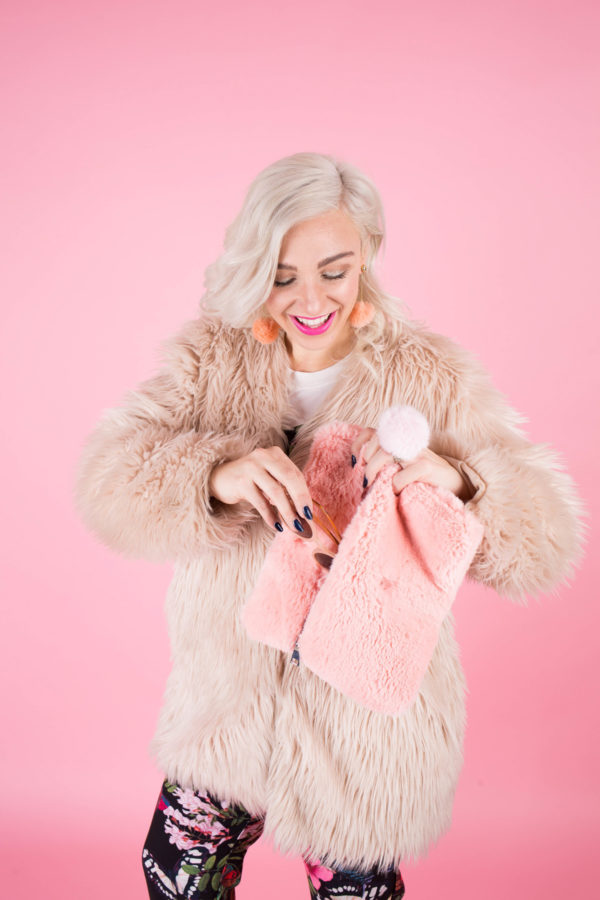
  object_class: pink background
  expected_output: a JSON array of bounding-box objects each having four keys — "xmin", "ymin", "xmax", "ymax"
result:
[{"xmin": 2, "ymin": 1, "xmax": 598, "ymax": 897}]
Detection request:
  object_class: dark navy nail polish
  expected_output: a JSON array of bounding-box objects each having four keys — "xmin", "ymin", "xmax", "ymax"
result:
[
  {"xmin": 363, "ymin": 475, "xmax": 368, "ymax": 488},
  {"xmin": 351, "ymin": 454, "xmax": 357, "ymax": 467},
  {"xmin": 303, "ymin": 506, "xmax": 313, "ymax": 520},
  {"xmin": 274, "ymin": 521, "xmax": 284, "ymax": 532},
  {"xmin": 294, "ymin": 519, "xmax": 304, "ymax": 533}
]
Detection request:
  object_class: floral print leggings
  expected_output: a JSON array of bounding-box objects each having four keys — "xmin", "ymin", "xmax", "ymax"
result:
[{"xmin": 143, "ymin": 779, "xmax": 406, "ymax": 899}]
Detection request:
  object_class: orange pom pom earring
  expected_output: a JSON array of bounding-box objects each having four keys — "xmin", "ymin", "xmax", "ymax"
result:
[
  {"xmin": 349, "ymin": 264, "xmax": 375, "ymax": 328},
  {"xmin": 251, "ymin": 317, "xmax": 280, "ymax": 344}
]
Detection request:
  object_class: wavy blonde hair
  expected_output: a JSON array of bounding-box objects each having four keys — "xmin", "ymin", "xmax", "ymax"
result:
[{"xmin": 200, "ymin": 152, "xmax": 408, "ymax": 354}]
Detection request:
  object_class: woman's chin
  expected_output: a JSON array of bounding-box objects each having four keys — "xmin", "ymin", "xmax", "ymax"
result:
[{"xmin": 284, "ymin": 320, "xmax": 356, "ymax": 369}]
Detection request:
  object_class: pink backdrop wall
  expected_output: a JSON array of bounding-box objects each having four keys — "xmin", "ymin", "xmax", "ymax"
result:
[{"xmin": 2, "ymin": 1, "xmax": 598, "ymax": 897}]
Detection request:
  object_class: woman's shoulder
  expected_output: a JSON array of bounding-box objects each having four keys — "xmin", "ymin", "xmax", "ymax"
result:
[
  {"xmin": 383, "ymin": 317, "xmax": 529, "ymax": 438},
  {"xmin": 161, "ymin": 314, "xmax": 248, "ymax": 354},
  {"xmin": 384, "ymin": 316, "xmax": 485, "ymax": 388},
  {"xmin": 156, "ymin": 315, "xmax": 252, "ymax": 377}
]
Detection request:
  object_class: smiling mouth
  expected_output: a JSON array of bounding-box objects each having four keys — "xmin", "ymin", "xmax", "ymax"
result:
[
  {"xmin": 291, "ymin": 312, "xmax": 335, "ymax": 332},
  {"xmin": 295, "ymin": 313, "xmax": 331, "ymax": 324}
]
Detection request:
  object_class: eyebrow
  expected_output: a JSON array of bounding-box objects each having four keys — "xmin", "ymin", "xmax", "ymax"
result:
[{"xmin": 276, "ymin": 251, "xmax": 355, "ymax": 271}]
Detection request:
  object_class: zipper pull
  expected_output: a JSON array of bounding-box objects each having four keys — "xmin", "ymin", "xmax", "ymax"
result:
[{"xmin": 290, "ymin": 642, "xmax": 300, "ymax": 666}]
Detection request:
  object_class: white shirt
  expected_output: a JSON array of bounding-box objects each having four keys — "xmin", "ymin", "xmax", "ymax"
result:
[{"xmin": 284, "ymin": 357, "xmax": 348, "ymax": 427}]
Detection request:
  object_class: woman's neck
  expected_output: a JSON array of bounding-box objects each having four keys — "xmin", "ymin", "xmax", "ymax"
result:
[{"xmin": 285, "ymin": 332, "xmax": 357, "ymax": 372}]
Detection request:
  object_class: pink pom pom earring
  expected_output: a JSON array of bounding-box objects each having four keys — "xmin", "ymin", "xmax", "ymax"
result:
[
  {"xmin": 251, "ymin": 316, "xmax": 280, "ymax": 344},
  {"xmin": 349, "ymin": 263, "xmax": 375, "ymax": 328}
]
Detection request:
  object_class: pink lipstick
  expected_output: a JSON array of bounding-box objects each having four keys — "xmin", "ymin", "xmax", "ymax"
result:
[{"xmin": 291, "ymin": 311, "xmax": 336, "ymax": 335}]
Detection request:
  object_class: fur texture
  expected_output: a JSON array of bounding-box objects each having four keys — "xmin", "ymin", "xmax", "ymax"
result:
[
  {"xmin": 251, "ymin": 316, "xmax": 280, "ymax": 344},
  {"xmin": 74, "ymin": 314, "xmax": 586, "ymax": 870},
  {"xmin": 377, "ymin": 404, "xmax": 430, "ymax": 461},
  {"xmin": 348, "ymin": 299, "xmax": 375, "ymax": 327},
  {"xmin": 243, "ymin": 420, "xmax": 484, "ymax": 716}
]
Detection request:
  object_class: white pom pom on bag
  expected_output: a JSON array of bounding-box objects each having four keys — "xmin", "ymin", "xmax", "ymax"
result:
[{"xmin": 377, "ymin": 404, "xmax": 431, "ymax": 462}]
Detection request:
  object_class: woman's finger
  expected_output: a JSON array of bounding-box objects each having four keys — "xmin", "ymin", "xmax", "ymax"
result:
[
  {"xmin": 391, "ymin": 462, "xmax": 423, "ymax": 495},
  {"xmin": 350, "ymin": 427, "xmax": 376, "ymax": 464},
  {"xmin": 363, "ymin": 446, "xmax": 401, "ymax": 487},
  {"xmin": 245, "ymin": 483, "xmax": 284, "ymax": 531},
  {"xmin": 360, "ymin": 432, "xmax": 384, "ymax": 465},
  {"xmin": 250, "ymin": 447, "xmax": 313, "ymax": 522},
  {"xmin": 252, "ymin": 466, "xmax": 308, "ymax": 535},
  {"xmin": 261, "ymin": 447, "xmax": 314, "ymax": 522},
  {"xmin": 391, "ymin": 454, "xmax": 467, "ymax": 498}
]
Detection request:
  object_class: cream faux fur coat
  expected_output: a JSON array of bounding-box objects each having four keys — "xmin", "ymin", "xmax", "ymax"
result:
[{"xmin": 74, "ymin": 314, "xmax": 584, "ymax": 871}]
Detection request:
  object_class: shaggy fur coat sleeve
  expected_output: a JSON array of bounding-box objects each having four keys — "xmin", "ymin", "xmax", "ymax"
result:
[
  {"xmin": 74, "ymin": 319, "xmax": 262, "ymax": 562},
  {"xmin": 407, "ymin": 327, "xmax": 586, "ymax": 601}
]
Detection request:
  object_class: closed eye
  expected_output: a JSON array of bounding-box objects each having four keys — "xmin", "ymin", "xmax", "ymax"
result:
[{"xmin": 273, "ymin": 271, "xmax": 347, "ymax": 288}]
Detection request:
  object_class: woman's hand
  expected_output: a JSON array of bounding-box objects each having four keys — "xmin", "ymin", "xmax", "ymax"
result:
[
  {"xmin": 350, "ymin": 428, "xmax": 472, "ymax": 502},
  {"xmin": 208, "ymin": 447, "xmax": 314, "ymax": 534}
]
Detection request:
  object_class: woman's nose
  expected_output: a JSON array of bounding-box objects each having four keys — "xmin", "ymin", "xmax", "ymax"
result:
[{"xmin": 297, "ymin": 279, "xmax": 325, "ymax": 312}]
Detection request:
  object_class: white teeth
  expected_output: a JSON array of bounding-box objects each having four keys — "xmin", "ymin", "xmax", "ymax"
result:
[{"xmin": 295, "ymin": 313, "xmax": 331, "ymax": 326}]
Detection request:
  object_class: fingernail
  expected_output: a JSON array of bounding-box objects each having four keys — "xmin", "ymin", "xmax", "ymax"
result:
[
  {"xmin": 351, "ymin": 454, "xmax": 357, "ymax": 467},
  {"xmin": 363, "ymin": 475, "xmax": 368, "ymax": 488},
  {"xmin": 294, "ymin": 519, "xmax": 304, "ymax": 533},
  {"xmin": 274, "ymin": 522, "xmax": 284, "ymax": 532},
  {"xmin": 303, "ymin": 506, "xmax": 313, "ymax": 520}
]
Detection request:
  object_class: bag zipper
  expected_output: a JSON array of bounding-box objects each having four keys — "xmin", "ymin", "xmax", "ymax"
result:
[
  {"xmin": 290, "ymin": 613, "xmax": 310, "ymax": 666},
  {"xmin": 289, "ymin": 543, "xmax": 332, "ymax": 667}
]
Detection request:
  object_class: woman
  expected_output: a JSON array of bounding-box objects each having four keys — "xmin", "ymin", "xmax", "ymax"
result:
[{"xmin": 75, "ymin": 152, "xmax": 584, "ymax": 899}]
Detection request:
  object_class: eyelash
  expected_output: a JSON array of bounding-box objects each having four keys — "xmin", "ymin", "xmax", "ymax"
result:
[{"xmin": 273, "ymin": 271, "xmax": 347, "ymax": 288}]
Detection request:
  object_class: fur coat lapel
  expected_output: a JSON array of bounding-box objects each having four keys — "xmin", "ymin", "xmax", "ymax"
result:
[{"xmin": 216, "ymin": 320, "xmax": 444, "ymax": 473}]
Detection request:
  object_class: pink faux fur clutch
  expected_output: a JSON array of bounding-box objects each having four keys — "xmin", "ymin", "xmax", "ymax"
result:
[{"xmin": 242, "ymin": 407, "xmax": 484, "ymax": 716}]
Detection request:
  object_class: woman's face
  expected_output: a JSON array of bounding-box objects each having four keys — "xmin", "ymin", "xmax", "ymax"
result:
[{"xmin": 265, "ymin": 207, "xmax": 365, "ymax": 371}]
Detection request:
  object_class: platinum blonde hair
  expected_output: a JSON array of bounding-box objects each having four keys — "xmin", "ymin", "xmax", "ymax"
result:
[{"xmin": 200, "ymin": 152, "xmax": 407, "ymax": 352}]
